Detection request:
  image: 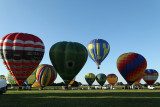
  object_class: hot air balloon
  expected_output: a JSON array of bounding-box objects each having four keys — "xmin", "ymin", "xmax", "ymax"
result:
[
  {"xmin": 96, "ymin": 73, "xmax": 107, "ymax": 87},
  {"xmin": 106, "ymin": 74, "xmax": 118, "ymax": 89},
  {"xmin": 68, "ymin": 77, "xmax": 76, "ymax": 87},
  {"xmin": 68, "ymin": 79, "xmax": 75, "ymax": 87},
  {"xmin": 36, "ymin": 64, "xmax": 57, "ymax": 89},
  {"xmin": 6, "ymin": 72, "xmax": 17, "ymax": 85},
  {"xmin": 87, "ymin": 39, "xmax": 110, "ymax": 69},
  {"xmin": 69, "ymin": 81, "xmax": 79, "ymax": 87},
  {"xmin": 117, "ymin": 52, "xmax": 147, "ymax": 86},
  {"xmin": 49, "ymin": 41, "xmax": 88, "ymax": 86},
  {"xmin": 24, "ymin": 69, "xmax": 36, "ymax": 86},
  {"xmin": 85, "ymin": 73, "xmax": 96, "ymax": 87},
  {"xmin": 143, "ymin": 69, "xmax": 158, "ymax": 85},
  {"xmin": 31, "ymin": 81, "xmax": 40, "ymax": 88},
  {"xmin": 0, "ymin": 33, "xmax": 44, "ymax": 90}
]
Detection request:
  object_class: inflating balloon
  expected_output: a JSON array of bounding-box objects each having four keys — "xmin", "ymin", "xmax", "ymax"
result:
[
  {"xmin": 143, "ymin": 69, "xmax": 158, "ymax": 85},
  {"xmin": 68, "ymin": 79, "xmax": 75, "ymax": 87},
  {"xmin": 49, "ymin": 41, "xmax": 88, "ymax": 85},
  {"xmin": 87, "ymin": 39, "xmax": 110, "ymax": 69},
  {"xmin": 24, "ymin": 69, "xmax": 36, "ymax": 85},
  {"xmin": 117, "ymin": 52, "xmax": 147, "ymax": 85},
  {"xmin": 85, "ymin": 73, "xmax": 96, "ymax": 86},
  {"xmin": 0, "ymin": 33, "xmax": 44, "ymax": 89},
  {"xmin": 96, "ymin": 73, "xmax": 106, "ymax": 86},
  {"xmin": 68, "ymin": 77, "xmax": 76, "ymax": 87},
  {"xmin": 32, "ymin": 81, "xmax": 40, "ymax": 87},
  {"xmin": 69, "ymin": 81, "xmax": 79, "ymax": 87},
  {"xmin": 106, "ymin": 74, "xmax": 118, "ymax": 86},
  {"xmin": 36, "ymin": 64, "xmax": 57, "ymax": 89}
]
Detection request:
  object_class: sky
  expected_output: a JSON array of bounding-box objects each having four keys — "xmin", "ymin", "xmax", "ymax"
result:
[{"xmin": 0, "ymin": 0, "xmax": 160, "ymax": 85}]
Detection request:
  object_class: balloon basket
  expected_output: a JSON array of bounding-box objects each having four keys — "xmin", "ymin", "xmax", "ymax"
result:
[
  {"xmin": 18, "ymin": 86, "xmax": 22, "ymax": 91},
  {"xmin": 62, "ymin": 86, "xmax": 68, "ymax": 90},
  {"xmin": 97, "ymin": 65, "xmax": 100, "ymax": 69},
  {"xmin": 40, "ymin": 87, "xmax": 43, "ymax": 90},
  {"xmin": 96, "ymin": 63, "xmax": 100, "ymax": 69}
]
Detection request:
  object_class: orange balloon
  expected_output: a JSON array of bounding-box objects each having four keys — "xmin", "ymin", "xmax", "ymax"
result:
[{"xmin": 106, "ymin": 74, "xmax": 118, "ymax": 86}]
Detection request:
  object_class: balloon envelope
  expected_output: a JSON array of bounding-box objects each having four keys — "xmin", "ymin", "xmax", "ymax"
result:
[
  {"xmin": 49, "ymin": 41, "xmax": 88, "ymax": 85},
  {"xmin": 36, "ymin": 64, "xmax": 57, "ymax": 88},
  {"xmin": 85, "ymin": 73, "xmax": 96, "ymax": 86},
  {"xmin": 143, "ymin": 69, "xmax": 158, "ymax": 85},
  {"xmin": 24, "ymin": 69, "xmax": 36, "ymax": 85},
  {"xmin": 106, "ymin": 74, "xmax": 118, "ymax": 86},
  {"xmin": 0, "ymin": 33, "xmax": 44, "ymax": 86},
  {"xmin": 87, "ymin": 39, "xmax": 110, "ymax": 69},
  {"xmin": 68, "ymin": 77, "xmax": 76, "ymax": 87},
  {"xmin": 96, "ymin": 73, "xmax": 107, "ymax": 86},
  {"xmin": 68, "ymin": 79, "xmax": 75, "ymax": 87},
  {"xmin": 32, "ymin": 81, "xmax": 40, "ymax": 87},
  {"xmin": 117, "ymin": 52, "xmax": 147, "ymax": 85},
  {"xmin": 69, "ymin": 81, "xmax": 79, "ymax": 87}
]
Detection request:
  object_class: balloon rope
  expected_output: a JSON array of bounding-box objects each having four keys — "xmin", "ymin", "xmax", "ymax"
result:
[{"xmin": 18, "ymin": 86, "xmax": 22, "ymax": 91}]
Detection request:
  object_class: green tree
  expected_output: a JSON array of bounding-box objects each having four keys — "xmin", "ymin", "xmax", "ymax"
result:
[
  {"xmin": 155, "ymin": 82, "xmax": 160, "ymax": 86},
  {"xmin": 78, "ymin": 82, "xmax": 82, "ymax": 86},
  {"xmin": 117, "ymin": 82, "xmax": 124, "ymax": 85},
  {"xmin": 143, "ymin": 83, "xmax": 148, "ymax": 87}
]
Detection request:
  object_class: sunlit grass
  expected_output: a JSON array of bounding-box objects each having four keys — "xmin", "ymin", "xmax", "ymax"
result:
[{"xmin": 1, "ymin": 87, "xmax": 160, "ymax": 107}]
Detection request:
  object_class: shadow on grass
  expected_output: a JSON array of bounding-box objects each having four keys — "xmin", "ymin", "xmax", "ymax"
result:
[{"xmin": 1, "ymin": 91, "xmax": 160, "ymax": 107}]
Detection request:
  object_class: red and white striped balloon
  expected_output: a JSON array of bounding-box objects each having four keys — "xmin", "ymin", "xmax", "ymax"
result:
[
  {"xmin": 0, "ymin": 33, "xmax": 45, "ymax": 86},
  {"xmin": 143, "ymin": 69, "xmax": 158, "ymax": 85}
]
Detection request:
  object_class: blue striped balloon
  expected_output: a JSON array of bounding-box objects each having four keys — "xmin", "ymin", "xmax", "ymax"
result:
[{"xmin": 87, "ymin": 39, "xmax": 110, "ymax": 69}]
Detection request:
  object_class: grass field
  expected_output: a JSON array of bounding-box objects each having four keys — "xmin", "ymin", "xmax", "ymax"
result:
[{"xmin": 1, "ymin": 86, "xmax": 160, "ymax": 107}]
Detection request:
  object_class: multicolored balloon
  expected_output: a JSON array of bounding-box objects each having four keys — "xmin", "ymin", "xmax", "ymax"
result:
[
  {"xmin": 31, "ymin": 81, "xmax": 40, "ymax": 87},
  {"xmin": 6, "ymin": 72, "xmax": 17, "ymax": 85},
  {"xmin": 143, "ymin": 69, "xmax": 158, "ymax": 85},
  {"xmin": 0, "ymin": 33, "xmax": 44, "ymax": 86},
  {"xmin": 69, "ymin": 81, "xmax": 79, "ymax": 87},
  {"xmin": 85, "ymin": 73, "xmax": 96, "ymax": 86},
  {"xmin": 117, "ymin": 52, "xmax": 147, "ymax": 85},
  {"xmin": 36, "ymin": 64, "xmax": 57, "ymax": 89},
  {"xmin": 49, "ymin": 41, "xmax": 88, "ymax": 85},
  {"xmin": 68, "ymin": 77, "xmax": 76, "ymax": 86},
  {"xmin": 87, "ymin": 39, "xmax": 110, "ymax": 69},
  {"xmin": 106, "ymin": 74, "xmax": 118, "ymax": 86},
  {"xmin": 68, "ymin": 79, "xmax": 75, "ymax": 87},
  {"xmin": 24, "ymin": 69, "xmax": 36, "ymax": 85},
  {"xmin": 96, "ymin": 73, "xmax": 107, "ymax": 86}
]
